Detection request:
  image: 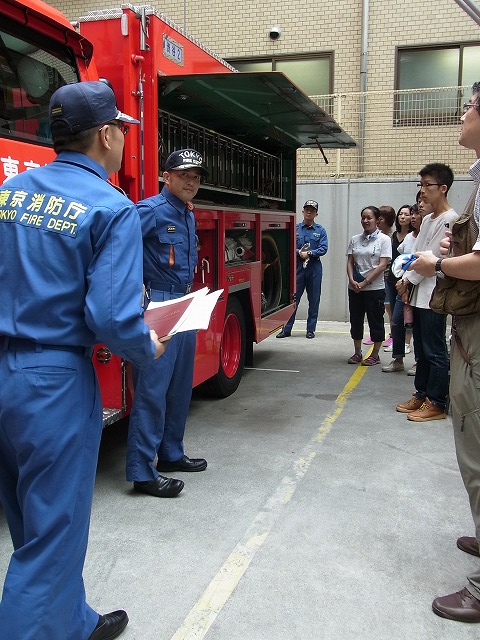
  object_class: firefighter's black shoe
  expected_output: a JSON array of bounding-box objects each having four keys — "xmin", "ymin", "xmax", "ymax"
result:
[
  {"xmin": 88, "ymin": 610, "xmax": 128, "ymax": 640},
  {"xmin": 157, "ymin": 455, "xmax": 207, "ymax": 473},
  {"xmin": 134, "ymin": 476, "xmax": 184, "ymax": 497},
  {"xmin": 276, "ymin": 330, "xmax": 291, "ymax": 338},
  {"xmin": 306, "ymin": 331, "xmax": 315, "ymax": 339}
]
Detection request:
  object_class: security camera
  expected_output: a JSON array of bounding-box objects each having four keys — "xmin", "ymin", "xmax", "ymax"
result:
[{"xmin": 268, "ymin": 26, "xmax": 281, "ymax": 40}]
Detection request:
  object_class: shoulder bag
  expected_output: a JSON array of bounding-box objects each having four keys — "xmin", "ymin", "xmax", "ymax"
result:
[{"xmin": 430, "ymin": 186, "xmax": 480, "ymax": 316}]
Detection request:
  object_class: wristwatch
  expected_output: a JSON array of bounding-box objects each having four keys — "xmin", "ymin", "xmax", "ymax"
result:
[
  {"xmin": 435, "ymin": 257, "xmax": 445, "ymax": 279},
  {"xmin": 307, "ymin": 251, "xmax": 312, "ymax": 257}
]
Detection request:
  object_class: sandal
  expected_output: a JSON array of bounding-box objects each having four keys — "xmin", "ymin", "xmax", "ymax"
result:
[
  {"xmin": 362, "ymin": 355, "xmax": 380, "ymax": 366},
  {"xmin": 347, "ymin": 353, "xmax": 362, "ymax": 364}
]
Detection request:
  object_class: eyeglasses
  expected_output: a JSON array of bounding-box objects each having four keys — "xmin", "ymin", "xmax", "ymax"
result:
[
  {"xmin": 463, "ymin": 102, "xmax": 478, "ymax": 114},
  {"xmin": 417, "ymin": 182, "xmax": 442, "ymax": 188},
  {"xmin": 98, "ymin": 120, "xmax": 129, "ymax": 135}
]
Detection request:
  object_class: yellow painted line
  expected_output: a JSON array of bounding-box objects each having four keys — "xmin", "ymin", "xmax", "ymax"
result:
[{"xmin": 170, "ymin": 362, "xmax": 369, "ymax": 640}]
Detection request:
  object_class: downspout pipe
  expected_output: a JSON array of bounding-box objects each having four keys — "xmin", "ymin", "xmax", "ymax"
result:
[
  {"xmin": 453, "ymin": 0, "xmax": 480, "ymax": 26},
  {"xmin": 359, "ymin": 0, "xmax": 369, "ymax": 175}
]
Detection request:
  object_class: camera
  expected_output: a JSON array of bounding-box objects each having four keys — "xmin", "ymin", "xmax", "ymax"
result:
[{"xmin": 268, "ymin": 26, "xmax": 281, "ymax": 40}]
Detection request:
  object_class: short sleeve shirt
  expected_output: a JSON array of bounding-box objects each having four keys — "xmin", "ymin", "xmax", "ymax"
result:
[{"xmin": 347, "ymin": 230, "xmax": 392, "ymax": 290}]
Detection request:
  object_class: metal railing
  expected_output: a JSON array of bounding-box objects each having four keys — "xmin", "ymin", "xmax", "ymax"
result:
[
  {"xmin": 298, "ymin": 86, "xmax": 475, "ymax": 180},
  {"xmin": 158, "ymin": 109, "xmax": 284, "ymax": 201}
]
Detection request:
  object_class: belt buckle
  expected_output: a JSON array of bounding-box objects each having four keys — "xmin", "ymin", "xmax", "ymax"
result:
[{"xmin": 185, "ymin": 283, "xmax": 192, "ymax": 294}]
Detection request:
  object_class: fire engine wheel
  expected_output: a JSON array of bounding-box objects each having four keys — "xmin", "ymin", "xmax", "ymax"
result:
[
  {"xmin": 198, "ymin": 296, "xmax": 246, "ymax": 398},
  {"xmin": 261, "ymin": 234, "xmax": 282, "ymax": 312}
]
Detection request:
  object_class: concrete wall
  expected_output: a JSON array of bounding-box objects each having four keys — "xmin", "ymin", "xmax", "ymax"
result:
[{"xmin": 295, "ymin": 176, "xmax": 473, "ymax": 322}]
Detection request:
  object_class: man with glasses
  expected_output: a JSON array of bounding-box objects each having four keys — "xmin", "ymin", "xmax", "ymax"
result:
[
  {"xmin": 276, "ymin": 199, "xmax": 328, "ymax": 339},
  {"xmin": 409, "ymin": 83, "xmax": 480, "ymax": 623},
  {"xmin": 395, "ymin": 163, "xmax": 458, "ymax": 421},
  {"xmin": 0, "ymin": 81, "xmax": 165, "ymax": 640}
]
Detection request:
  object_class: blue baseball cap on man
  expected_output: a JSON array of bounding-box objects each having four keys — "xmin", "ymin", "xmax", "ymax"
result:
[
  {"xmin": 164, "ymin": 149, "xmax": 208, "ymax": 177},
  {"xmin": 49, "ymin": 81, "xmax": 139, "ymax": 135}
]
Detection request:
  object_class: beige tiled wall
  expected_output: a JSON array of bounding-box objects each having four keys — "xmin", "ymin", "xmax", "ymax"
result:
[{"xmin": 51, "ymin": 0, "xmax": 479, "ymax": 179}]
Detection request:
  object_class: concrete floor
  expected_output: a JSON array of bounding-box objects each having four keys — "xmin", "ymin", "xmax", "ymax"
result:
[{"xmin": 0, "ymin": 320, "xmax": 478, "ymax": 640}]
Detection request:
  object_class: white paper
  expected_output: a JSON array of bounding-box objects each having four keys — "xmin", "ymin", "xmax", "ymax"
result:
[
  {"xmin": 171, "ymin": 288, "xmax": 223, "ymax": 334},
  {"xmin": 146, "ymin": 287, "xmax": 223, "ymax": 337}
]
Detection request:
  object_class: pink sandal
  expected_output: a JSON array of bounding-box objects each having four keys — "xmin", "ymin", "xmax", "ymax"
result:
[
  {"xmin": 347, "ymin": 353, "xmax": 362, "ymax": 364},
  {"xmin": 362, "ymin": 355, "xmax": 380, "ymax": 366}
]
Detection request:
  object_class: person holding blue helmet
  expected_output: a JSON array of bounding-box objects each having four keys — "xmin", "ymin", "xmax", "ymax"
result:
[
  {"xmin": 0, "ymin": 81, "xmax": 164, "ymax": 640},
  {"xmin": 276, "ymin": 200, "xmax": 328, "ymax": 339}
]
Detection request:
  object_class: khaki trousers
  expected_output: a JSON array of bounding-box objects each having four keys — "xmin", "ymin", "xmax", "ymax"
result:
[{"xmin": 451, "ymin": 313, "xmax": 480, "ymax": 597}]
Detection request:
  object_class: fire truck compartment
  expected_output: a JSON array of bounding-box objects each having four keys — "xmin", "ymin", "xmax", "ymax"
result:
[{"xmin": 158, "ymin": 72, "xmax": 356, "ymax": 211}]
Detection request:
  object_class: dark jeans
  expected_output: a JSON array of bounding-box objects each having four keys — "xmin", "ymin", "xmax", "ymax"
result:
[
  {"xmin": 412, "ymin": 306, "xmax": 449, "ymax": 409},
  {"xmin": 385, "ymin": 280, "xmax": 397, "ymax": 310},
  {"xmin": 391, "ymin": 294, "xmax": 406, "ymax": 358}
]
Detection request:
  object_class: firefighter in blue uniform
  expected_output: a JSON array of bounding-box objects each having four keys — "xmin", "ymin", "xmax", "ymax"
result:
[
  {"xmin": 0, "ymin": 82, "xmax": 164, "ymax": 640},
  {"xmin": 126, "ymin": 149, "xmax": 208, "ymax": 498},
  {"xmin": 277, "ymin": 200, "xmax": 328, "ymax": 339}
]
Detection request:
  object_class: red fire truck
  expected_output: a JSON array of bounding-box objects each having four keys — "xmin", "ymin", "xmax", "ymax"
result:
[{"xmin": 0, "ymin": 0, "xmax": 355, "ymax": 425}]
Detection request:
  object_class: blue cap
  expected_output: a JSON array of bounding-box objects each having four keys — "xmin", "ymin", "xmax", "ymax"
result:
[
  {"xmin": 49, "ymin": 81, "xmax": 139, "ymax": 134},
  {"xmin": 164, "ymin": 149, "xmax": 208, "ymax": 176}
]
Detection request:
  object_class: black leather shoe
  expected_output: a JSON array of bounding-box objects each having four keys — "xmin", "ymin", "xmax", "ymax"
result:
[
  {"xmin": 157, "ymin": 455, "xmax": 207, "ymax": 473},
  {"xmin": 276, "ymin": 330, "xmax": 291, "ymax": 338},
  {"xmin": 457, "ymin": 536, "xmax": 480, "ymax": 557},
  {"xmin": 432, "ymin": 587, "xmax": 480, "ymax": 622},
  {"xmin": 133, "ymin": 475, "xmax": 184, "ymax": 497},
  {"xmin": 89, "ymin": 610, "xmax": 128, "ymax": 640},
  {"xmin": 306, "ymin": 331, "xmax": 315, "ymax": 339}
]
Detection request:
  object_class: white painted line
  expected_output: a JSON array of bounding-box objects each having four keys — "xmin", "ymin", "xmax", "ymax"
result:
[{"xmin": 244, "ymin": 367, "xmax": 299, "ymax": 373}]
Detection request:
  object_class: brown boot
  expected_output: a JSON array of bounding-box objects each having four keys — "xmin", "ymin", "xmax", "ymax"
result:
[
  {"xmin": 407, "ymin": 398, "xmax": 446, "ymax": 422},
  {"xmin": 396, "ymin": 394, "xmax": 424, "ymax": 413}
]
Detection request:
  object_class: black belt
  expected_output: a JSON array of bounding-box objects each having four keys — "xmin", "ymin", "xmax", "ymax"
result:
[
  {"xmin": 148, "ymin": 281, "xmax": 193, "ymax": 295},
  {"xmin": 1, "ymin": 336, "xmax": 93, "ymax": 357}
]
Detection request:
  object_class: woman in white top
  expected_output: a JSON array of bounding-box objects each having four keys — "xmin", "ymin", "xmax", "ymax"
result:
[{"xmin": 346, "ymin": 205, "xmax": 392, "ymax": 366}]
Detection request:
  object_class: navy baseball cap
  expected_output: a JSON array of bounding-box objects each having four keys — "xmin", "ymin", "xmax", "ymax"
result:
[
  {"xmin": 304, "ymin": 200, "xmax": 318, "ymax": 210},
  {"xmin": 164, "ymin": 149, "xmax": 208, "ymax": 176},
  {"xmin": 49, "ymin": 81, "xmax": 139, "ymax": 134}
]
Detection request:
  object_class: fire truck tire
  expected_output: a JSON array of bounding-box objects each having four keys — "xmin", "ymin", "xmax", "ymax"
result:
[
  {"xmin": 261, "ymin": 234, "xmax": 282, "ymax": 312},
  {"xmin": 198, "ymin": 296, "xmax": 246, "ymax": 398}
]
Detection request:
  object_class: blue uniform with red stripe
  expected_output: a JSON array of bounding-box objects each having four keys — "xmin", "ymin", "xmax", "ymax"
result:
[
  {"xmin": 0, "ymin": 151, "xmax": 154, "ymax": 640},
  {"xmin": 126, "ymin": 186, "xmax": 198, "ymax": 481}
]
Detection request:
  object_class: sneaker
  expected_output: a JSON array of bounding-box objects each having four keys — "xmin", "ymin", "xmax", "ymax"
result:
[
  {"xmin": 396, "ymin": 395, "xmax": 424, "ymax": 413},
  {"xmin": 382, "ymin": 359, "xmax": 404, "ymax": 373},
  {"xmin": 382, "ymin": 336, "xmax": 393, "ymax": 349},
  {"xmin": 407, "ymin": 398, "xmax": 446, "ymax": 422},
  {"xmin": 405, "ymin": 344, "xmax": 411, "ymax": 354},
  {"xmin": 407, "ymin": 363, "xmax": 416, "ymax": 376},
  {"xmin": 383, "ymin": 344, "xmax": 393, "ymax": 352},
  {"xmin": 363, "ymin": 337, "xmax": 373, "ymax": 345}
]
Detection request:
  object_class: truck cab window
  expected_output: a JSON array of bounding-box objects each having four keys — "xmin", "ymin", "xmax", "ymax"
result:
[{"xmin": 0, "ymin": 28, "xmax": 78, "ymax": 144}]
